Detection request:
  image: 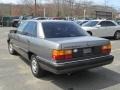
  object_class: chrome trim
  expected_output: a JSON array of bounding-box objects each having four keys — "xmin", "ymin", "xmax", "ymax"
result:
[
  {"xmin": 37, "ymin": 55, "xmax": 110, "ymax": 66},
  {"xmin": 56, "ymin": 55, "xmax": 110, "ymax": 65}
]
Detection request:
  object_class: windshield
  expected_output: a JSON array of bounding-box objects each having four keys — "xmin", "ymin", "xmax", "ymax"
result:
[
  {"xmin": 80, "ymin": 21, "xmax": 88, "ymax": 25},
  {"xmin": 76, "ymin": 21, "xmax": 82, "ymax": 24},
  {"xmin": 83, "ymin": 21, "xmax": 99, "ymax": 27},
  {"xmin": 42, "ymin": 22, "xmax": 87, "ymax": 38}
]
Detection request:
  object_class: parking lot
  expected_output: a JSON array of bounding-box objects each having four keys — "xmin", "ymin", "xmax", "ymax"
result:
[{"xmin": 0, "ymin": 27, "xmax": 120, "ymax": 90}]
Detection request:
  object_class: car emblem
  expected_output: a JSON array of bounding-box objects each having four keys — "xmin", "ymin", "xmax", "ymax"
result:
[{"xmin": 73, "ymin": 49, "xmax": 78, "ymax": 53}]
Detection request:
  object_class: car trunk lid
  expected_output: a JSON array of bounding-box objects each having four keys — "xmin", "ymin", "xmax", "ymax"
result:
[
  {"xmin": 47, "ymin": 36, "xmax": 110, "ymax": 62},
  {"xmin": 47, "ymin": 36, "xmax": 109, "ymax": 49}
]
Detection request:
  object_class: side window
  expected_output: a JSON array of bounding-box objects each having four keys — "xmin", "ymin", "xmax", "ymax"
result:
[
  {"xmin": 23, "ymin": 21, "xmax": 37, "ymax": 37},
  {"xmin": 99, "ymin": 21, "xmax": 107, "ymax": 27},
  {"xmin": 99, "ymin": 21, "xmax": 116, "ymax": 27},
  {"xmin": 17, "ymin": 21, "xmax": 28, "ymax": 34},
  {"xmin": 107, "ymin": 21, "xmax": 116, "ymax": 26}
]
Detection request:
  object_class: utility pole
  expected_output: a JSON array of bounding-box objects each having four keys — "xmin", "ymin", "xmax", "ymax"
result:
[
  {"xmin": 35, "ymin": 0, "xmax": 37, "ymax": 16},
  {"xmin": 104, "ymin": 0, "xmax": 110, "ymax": 19},
  {"xmin": 43, "ymin": 8, "xmax": 46, "ymax": 17},
  {"xmin": 83, "ymin": 9, "xmax": 86, "ymax": 19},
  {"xmin": 83, "ymin": 0, "xmax": 87, "ymax": 19},
  {"xmin": 104, "ymin": 0, "xmax": 108, "ymax": 12},
  {"xmin": 57, "ymin": 0, "xmax": 60, "ymax": 17}
]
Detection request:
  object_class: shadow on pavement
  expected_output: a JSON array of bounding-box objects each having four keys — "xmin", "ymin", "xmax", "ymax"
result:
[
  {"xmin": 40, "ymin": 67, "xmax": 120, "ymax": 90},
  {"xmin": 19, "ymin": 56, "xmax": 30, "ymax": 66},
  {"xmin": 18, "ymin": 55, "xmax": 120, "ymax": 90}
]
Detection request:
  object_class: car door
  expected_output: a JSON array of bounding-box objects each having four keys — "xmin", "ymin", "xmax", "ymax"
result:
[
  {"xmin": 12, "ymin": 21, "xmax": 27, "ymax": 52},
  {"xmin": 90, "ymin": 22, "xmax": 106, "ymax": 37},
  {"xmin": 18, "ymin": 21, "xmax": 37, "ymax": 59},
  {"xmin": 98, "ymin": 21, "xmax": 117, "ymax": 37},
  {"xmin": 103, "ymin": 21, "xmax": 117, "ymax": 37},
  {"xmin": 92, "ymin": 21, "xmax": 108, "ymax": 37}
]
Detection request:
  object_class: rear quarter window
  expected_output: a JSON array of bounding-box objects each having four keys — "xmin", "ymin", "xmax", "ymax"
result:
[
  {"xmin": 99, "ymin": 21, "xmax": 116, "ymax": 27},
  {"xmin": 42, "ymin": 22, "xmax": 87, "ymax": 38}
]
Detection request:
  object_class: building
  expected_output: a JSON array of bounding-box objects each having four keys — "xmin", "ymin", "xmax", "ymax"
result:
[
  {"xmin": 96, "ymin": 11, "xmax": 112, "ymax": 19},
  {"xmin": 86, "ymin": 5, "xmax": 117, "ymax": 19}
]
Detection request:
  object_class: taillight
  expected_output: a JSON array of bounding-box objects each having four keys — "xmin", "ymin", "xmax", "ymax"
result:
[
  {"xmin": 101, "ymin": 43, "xmax": 111, "ymax": 54},
  {"xmin": 52, "ymin": 49, "xmax": 72, "ymax": 60}
]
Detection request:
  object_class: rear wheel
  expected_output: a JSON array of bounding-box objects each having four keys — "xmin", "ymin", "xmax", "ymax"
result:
[
  {"xmin": 8, "ymin": 42, "xmax": 16, "ymax": 55},
  {"xmin": 114, "ymin": 31, "xmax": 120, "ymax": 40},
  {"xmin": 30, "ymin": 55, "xmax": 46, "ymax": 78}
]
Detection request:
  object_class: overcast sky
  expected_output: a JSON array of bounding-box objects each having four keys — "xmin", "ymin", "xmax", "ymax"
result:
[
  {"xmin": 93, "ymin": 0, "xmax": 120, "ymax": 9},
  {"xmin": 0, "ymin": 0, "xmax": 120, "ymax": 9}
]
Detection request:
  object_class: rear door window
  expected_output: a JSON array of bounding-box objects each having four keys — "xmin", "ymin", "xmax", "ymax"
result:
[
  {"xmin": 99, "ymin": 21, "xmax": 116, "ymax": 27},
  {"xmin": 22, "ymin": 21, "xmax": 37, "ymax": 37},
  {"xmin": 17, "ymin": 21, "xmax": 28, "ymax": 34}
]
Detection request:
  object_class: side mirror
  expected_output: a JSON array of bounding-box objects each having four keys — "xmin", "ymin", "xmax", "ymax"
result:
[
  {"xmin": 10, "ymin": 30, "xmax": 17, "ymax": 33},
  {"xmin": 95, "ymin": 25, "xmax": 101, "ymax": 28}
]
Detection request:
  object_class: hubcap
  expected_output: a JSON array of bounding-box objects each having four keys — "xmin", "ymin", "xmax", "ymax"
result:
[
  {"xmin": 9, "ymin": 43, "xmax": 13, "ymax": 53},
  {"xmin": 32, "ymin": 57, "xmax": 38, "ymax": 74},
  {"xmin": 116, "ymin": 32, "xmax": 120, "ymax": 39}
]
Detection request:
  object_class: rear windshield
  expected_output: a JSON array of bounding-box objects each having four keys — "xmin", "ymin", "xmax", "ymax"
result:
[{"xmin": 42, "ymin": 22, "xmax": 87, "ymax": 38}]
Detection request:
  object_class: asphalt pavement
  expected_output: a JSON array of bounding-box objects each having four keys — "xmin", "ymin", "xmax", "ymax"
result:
[{"xmin": 0, "ymin": 27, "xmax": 120, "ymax": 90}]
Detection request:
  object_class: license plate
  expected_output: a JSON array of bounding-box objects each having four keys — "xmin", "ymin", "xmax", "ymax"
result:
[{"xmin": 83, "ymin": 48, "xmax": 92, "ymax": 54}]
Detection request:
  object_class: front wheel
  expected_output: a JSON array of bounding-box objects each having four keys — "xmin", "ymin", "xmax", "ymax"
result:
[
  {"xmin": 87, "ymin": 31, "xmax": 92, "ymax": 36},
  {"xmin": 31, "ymin": 55, "xmax": 46, "ymax": 78},
  {"xmin": 114, "ymin": 31, "xmax": 120, "ymax": 40},
  {"xmin": 8, "ymin": 43, "xmax": 16, "ymax": 55}
]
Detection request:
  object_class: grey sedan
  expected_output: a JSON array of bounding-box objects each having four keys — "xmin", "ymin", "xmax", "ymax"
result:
[{"xmin": 7, "ymin": 20, "xmax": 114, "ymax": 78}]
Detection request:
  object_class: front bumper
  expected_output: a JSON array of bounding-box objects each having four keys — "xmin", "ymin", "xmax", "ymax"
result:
[{"xmin": 38, "ymin": 55, "xmax": 114, "ymax": 74}]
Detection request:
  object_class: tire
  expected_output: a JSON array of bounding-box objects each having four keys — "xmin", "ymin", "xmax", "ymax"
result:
[
  {"xmin": 114, "ymin": 31, "xmax": 120, "ymax": 40},
  {"xmin": 87, "ymin": 31, "xmax": 92, "ymax": 36},
  {"xmin": 30, "ymin": 55, "xmax": 46, "ymax": 78},
  {"xmin": 8, "ymin": 42, "xmax": 16, "ymax": 55}
]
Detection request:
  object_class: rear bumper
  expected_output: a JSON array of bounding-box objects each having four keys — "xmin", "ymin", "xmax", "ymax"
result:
[{"xmin": 38, "ymin": 55, "xmax": 114, "ymax": 74}]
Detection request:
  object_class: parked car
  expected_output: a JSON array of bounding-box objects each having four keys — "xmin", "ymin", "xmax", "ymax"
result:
[
  {"xmin": 75, "ymin": 20, "xmax": 89, "ymax": 26},
  {"xmin": 81, "ymin": 20, "xmax": 120, "ymax": 39},
  {"xmin": 33, "ymin": 17, "xmax": 48, "ymax": 20},
  {"xmin": 1, "ymin": 16, "xmax": 12, "ymax": 27},
  {"xmin": 12, "ymin": 16, "xmax": 33, "ymax": 27},
  {"xmin": 11, "ymin": 16, "xmax": 20, "ymax": 27},
  {"xmin": 115, "ymin": 20, "xmax": 120, "ymax": 25},
  {"xmin": 8, "ymin": 20, "xmax": 114, "ymax": 78}
]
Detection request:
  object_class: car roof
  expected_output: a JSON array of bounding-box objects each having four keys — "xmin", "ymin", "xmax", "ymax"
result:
[
  {"xmin": 76, "ymin": 20, "xmax": 89, "ymax": 21},
  {"xmin": 89, "ymin": 19, "xmax": 114, "ymax": 22},
  {"xmin": 25, "ymin": 20, "xmax": 74, "ymax": 23}
]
